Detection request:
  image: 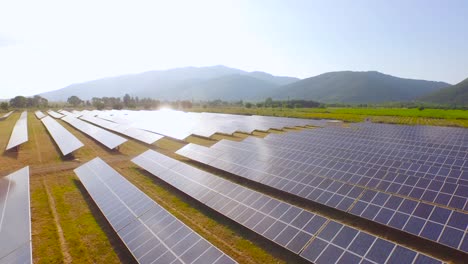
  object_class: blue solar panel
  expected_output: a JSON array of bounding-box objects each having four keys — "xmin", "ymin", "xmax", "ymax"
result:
[
  {"xmin": 176, "ymin": 141, "xmax": 468, "ymax": 254},
  {"xmin": 75, "ymin": 157, "xmax": 235, "ymax": 264},
  {"xmin": 133, "ymin": 150, "xmax": 444, "ymax": 264},
  {"xmin": 41, "ymin": 116, "xmax": 84, "ymax": 156}
]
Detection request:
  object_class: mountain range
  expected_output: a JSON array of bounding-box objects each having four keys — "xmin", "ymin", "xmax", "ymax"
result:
[
  {"xmin": 420, "ymin": 78, "xmax": 468, "ymax": 106},
  {"xmin": 272, "ymin": 71, "xmax": 449, "ymax": 103},
  {"xmin": 39, "ymin": 65, "xmax": 461, "ymax": 104}
]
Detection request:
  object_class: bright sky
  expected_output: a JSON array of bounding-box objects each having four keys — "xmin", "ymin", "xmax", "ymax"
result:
[{"xmin": 1, "ymin": 0, "xmax": 467, "ymax": 98}]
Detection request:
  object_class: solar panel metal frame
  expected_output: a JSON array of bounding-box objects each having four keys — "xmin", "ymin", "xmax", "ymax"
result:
[
  {"xmin": 6, "ymin": 111, "xmax": 28, "ymax": 151},
  {"xmin": 74, "ymin": 157, "xmax": 236, "ymax": 264},
  {"xmin": 0, "ymin": 166, "xmax": 32, "ymax": 264},
  {"xmin": 41, "ymin": 116, "xmax": 84, "ymax": 156}
]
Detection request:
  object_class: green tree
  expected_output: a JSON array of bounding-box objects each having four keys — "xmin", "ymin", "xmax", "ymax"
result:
[
  {"xmin": 67, "ymin": 96, "xmax": 83, "ymax": 107},
  {"xmin": 92, "ymin": 97, "xmax": 105, "ymax": 110},
  {"xmin": 10, "ymin": 96, "xmax": 28, "ymax": 108},
  {"xmin": 0, "ymin": 102, "xmax": 8, "ymax": 111},
  {"xmin": 32, "ymin": 95, "xmax": 48, "ymax": 108},
  {"xmin": 245, "ymin": 102, "xmax": 252, "ymax": 108},
  {"xmin": 123, "ymin": 94, "xmax": 131, "ymax": 107}
]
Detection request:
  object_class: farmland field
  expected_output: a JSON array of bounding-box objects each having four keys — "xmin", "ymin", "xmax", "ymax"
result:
[{"xmin": 191, "ymin": 107, "xmax": 468, "ymax": 128}]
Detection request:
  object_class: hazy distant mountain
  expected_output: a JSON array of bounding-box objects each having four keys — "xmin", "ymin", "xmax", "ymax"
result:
[
  {"xmin": 176, "ymin": 74, "xmax": 279, "ymax": 101},
  {"xmin": 40, "ymin": 65, "xmax": 298, "ymax": 101},
  {"xmin": 247, "ymin": 71, "xmax": 299, "ymax": 86},
  {"xmin": 420, "ymin": 78, "xmax": 468, "ymax": 106},
  {"xmin": 272, "ymin": 71, "xmax": 450, "ymax": 103},
  {"xmin": 40, "ymin": 66, "xmax": 451, "ymax": 104}
]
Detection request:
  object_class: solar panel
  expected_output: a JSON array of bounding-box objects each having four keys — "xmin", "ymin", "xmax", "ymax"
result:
[
  {"xmin": 133, "ymin": 150, "xmax": 444, "ymax": 264},
  {"xmin": 80, "ymin": 115, "xmax": 163, "ymax": 144},
  {"xmin": 34, "ymin": 111, "xmax": 46, "ymax": 119},
  {"xmin": 94, "ymin": 110, "xmax": 327, "ymax": 140},
  {"xmin": 41, "ymin": 116, "xmax": 84, "ymax": 156},
  {"xmin": 176, "ymin": 142, "xmax": 468, "ymax": 254},
  {"xmin": 0, "ymin": 166, "xmax": 32, "ymax": 264},
  {"xmin": 71, "ymin": 110, "xmax": 82, "ymax": 117},
  {"xmin": 61, "ymin": 115, "xmax": 127, "ymax": 150},
  {"xmin": 47, "ymin": 110, "xmax": 64, "ymax": 119},
  {"xmin": 74, "ymin": 157, "xmax": 236, "ymax": 264},
  {"xmin": 6, "ymin": 111, "xmax": 28, "ymax": 151},
  {"xmin": 59, "ymin": 110, "xmax": 80, "ymax": 118},
  {"xmin": 0, "ymin": 111, "xmax": 14, "ymax": 120}
]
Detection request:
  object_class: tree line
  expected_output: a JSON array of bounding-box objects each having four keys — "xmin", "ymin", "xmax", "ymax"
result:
[
  {"xmin": 3, "ymin": 95, "xmax": 49, "ymax": 110},
  {"xmin": 66, "ymin": 94, "xmax": 193, "ymax": 110}
]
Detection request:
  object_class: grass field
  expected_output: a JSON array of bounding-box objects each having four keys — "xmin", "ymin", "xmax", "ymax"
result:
[
  {"xmin": 0, "ymin": 112, "xmax": 285, "ymax": 264},
  {"xmin": 190, "ymin": 107, "xmax": 468, "ymax": 127}
]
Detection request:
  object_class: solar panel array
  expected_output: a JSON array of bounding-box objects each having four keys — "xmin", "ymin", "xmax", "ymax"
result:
[
  {"xmin": 176, "ymin": 123, "xmax": 468, "ymax": 254},
  {"xmin": 89, "ymin": 109, "xmax": 328, "ymax": 140},
  {"xmin": 132, "ymin": 150, "xmax": 444, "ymax": 264},
  {"xmin": 34, "ymin": 110, "xmax": 46, "ymax": 119},
  {"xmin": 61, "ymin": 115, "xmax": 127, "ymax": 150},
  {"xmin": 80, "ymin": 115, "xmax": 163, "ymax": 144},
  {"xmin": 0, "ymin": 166, "xmax": 32, "ymax": 264},
  {"xmin": 74, "ymin": 157, "xmax": 236, "ymax": 264},
  {"xmin": 41, "ymin": 116, "xmax": 84, "ymax": 156},
  {"xmin": 6, "ymin": 111, "xmax": 28, "ymax": 151},
  {"xmin": 47, "ymin": 110, "xmax": 64, "ymax": 119}
]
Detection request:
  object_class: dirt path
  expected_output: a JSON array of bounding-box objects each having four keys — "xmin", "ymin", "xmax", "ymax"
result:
[{"xmin": 42, "ymin": 179, "xmax": 72, "ymax": 264}]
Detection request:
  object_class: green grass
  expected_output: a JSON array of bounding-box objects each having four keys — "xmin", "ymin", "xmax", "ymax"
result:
[
  {"xmin": 30, "ymin": 179, "xmax": 63, "ymax": 264},
  {"xmin": 49, "ymin": 173, "xmax": 122, "ymax": 263},
  {"xmin": 190, "ymin": 107, "xmax": 468, "ymax": 127},
  {"xmin": 296, "ymin": 107, "xmax": 468, "ymax": 119}
]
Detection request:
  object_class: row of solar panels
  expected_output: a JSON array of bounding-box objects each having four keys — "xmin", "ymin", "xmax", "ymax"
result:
[
  {"xmin": 0, "ymin": 167, "xmax": 32, "ymax": 263},
  {"xmin": 30, "ymin": 110, "xmax": 164, "ymax": 156},
  {"xmin": 34, "ymin": 109, "xmax": 331, "ymax": 145},
  {"xmin": 5, "ymin": 111, "xmax": 28, "ymax": 151},
  {"xmin": 353, "ymin": 122, "xmax": 468, "ymax": 146},
  {"xmin": 174, "ymin": 127, "xmax": 468, "ymax": 255},
  {"xmin": 7, "ymin": 109, "xmax": 153, "ymax": 154},
  {"xmin": 77, "ymin": 109, "xmax": 329, "ymax": 140},
  {"xmin": 130, "ymin": 150, "xmax": 445, "ymax": 263}
]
